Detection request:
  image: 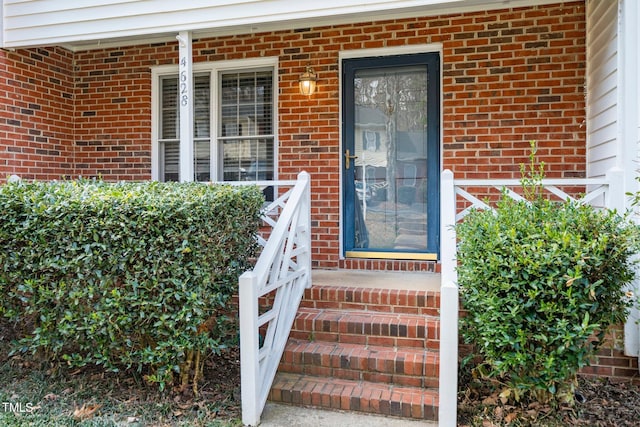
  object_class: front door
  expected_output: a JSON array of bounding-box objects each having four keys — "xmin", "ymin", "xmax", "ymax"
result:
[{"xmin": 342, "ymin": 53, "xmax": 440, "ymax": 260}]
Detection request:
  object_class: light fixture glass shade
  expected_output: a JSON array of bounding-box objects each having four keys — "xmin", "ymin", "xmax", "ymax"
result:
[{"xmin": 299, "ymin": 66, "xmax": 317, "ymax": 96}]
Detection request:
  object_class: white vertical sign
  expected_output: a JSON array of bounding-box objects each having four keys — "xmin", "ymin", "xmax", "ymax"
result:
[{"xmin": 177, "ymin": 31, "xmax": 194, "ymax": 182}]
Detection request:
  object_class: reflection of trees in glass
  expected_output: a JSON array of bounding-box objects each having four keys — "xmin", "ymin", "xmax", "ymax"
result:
[
  {"xmin": 354, "ymin": 68, "xmax": 427, "ymax": 201},
  {"xmin": 355, "ymin": 69, "xmax": 427, "ymax": 132}
]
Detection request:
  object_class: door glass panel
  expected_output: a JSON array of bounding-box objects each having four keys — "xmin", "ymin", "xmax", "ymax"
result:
[{"xmin": 351, "ymin": 65, "xmax": 428, "ymax": 251}]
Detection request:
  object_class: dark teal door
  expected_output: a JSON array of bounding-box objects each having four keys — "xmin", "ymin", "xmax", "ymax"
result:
[{"xmin": 342, "ymin": 53, "xmax": 440, "ymax": 260}]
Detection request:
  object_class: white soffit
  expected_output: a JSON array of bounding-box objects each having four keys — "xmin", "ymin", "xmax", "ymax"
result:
[{"xmin": 2, "ymin": 0, "xmax": 565, "ymax": 51}]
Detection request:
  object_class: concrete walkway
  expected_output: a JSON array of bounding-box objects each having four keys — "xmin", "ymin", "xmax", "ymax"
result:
[{"xmin": 259, "ymin": 402, "xmax": 438, "ymax": 426}]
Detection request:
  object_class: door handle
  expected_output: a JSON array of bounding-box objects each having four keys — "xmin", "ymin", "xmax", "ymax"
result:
[{"xmin": 344, "ymin": 149, "xmax": 358, "ymax": 170}]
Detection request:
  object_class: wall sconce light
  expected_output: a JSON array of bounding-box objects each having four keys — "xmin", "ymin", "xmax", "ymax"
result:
[{"xmin": 299, "ymin": 65, "xmax": 317, "ymax": 96}]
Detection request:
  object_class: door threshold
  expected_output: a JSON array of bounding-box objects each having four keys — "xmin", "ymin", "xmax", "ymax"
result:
[
  {"xmin": 345, "ymin": 251, "xmax": 438, "ymax": 261},
  {"xmin": 311, "ymin": 268, "xmax": 440, "ymax": 292}
]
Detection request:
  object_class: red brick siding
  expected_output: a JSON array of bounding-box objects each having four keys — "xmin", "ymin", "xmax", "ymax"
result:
[
  {"xmin": 73, "ymin": 46, "xmax": 170, "ymax": 180},
  {"xmin": 2, "ymin": 1, "xmax": 586, "ymax": 270},
  {"xmin": 0, "ymin": 48, "xmax": 74, "ymax": 180},
  {"xmin": 441, "ymin": 4, "xmax": 586, "ymax": 179},
  {"xmin": 580, "ymin": 325, "xmax": 640, "ymax": 384}
]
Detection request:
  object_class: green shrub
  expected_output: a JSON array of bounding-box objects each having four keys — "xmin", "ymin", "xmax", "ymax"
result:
[
  {"xmin": 457, "ymin": 172, "xmax": 639, "ymax": 405},
  {"xmin": 0, "ymin": 179, "xmax": 264, "ymax": 391}
]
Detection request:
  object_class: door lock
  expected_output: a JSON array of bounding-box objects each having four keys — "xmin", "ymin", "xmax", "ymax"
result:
[{"xmin": 344, "ymin": 149, "xmax": 358, "ymax": 170}]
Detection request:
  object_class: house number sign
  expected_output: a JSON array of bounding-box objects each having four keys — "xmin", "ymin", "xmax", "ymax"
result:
[
  {"xmin": 180, "ymin": 56, "xmax": 189, "ymax": 107},
  {"xmin": 176, "ymin": 31, "xmax": 194, "ymax": 182}
]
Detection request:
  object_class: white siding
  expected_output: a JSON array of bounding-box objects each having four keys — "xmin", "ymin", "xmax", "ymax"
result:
[
  {"xmin": 1, "ymin": 0, "xmax": 562, "ymax": 49},
  {"xmin": 586, "ymin": 0, "xmax": 619, "ymax": 178}
]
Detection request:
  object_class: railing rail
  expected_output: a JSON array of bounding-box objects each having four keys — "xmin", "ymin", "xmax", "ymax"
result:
[
  {"xmin": 237, "ymin": 171, "xmax": 312, "ymax": 426},
  {"xmin": 438, "ymin": 168, "xmax": 623, "ymax": 427}
]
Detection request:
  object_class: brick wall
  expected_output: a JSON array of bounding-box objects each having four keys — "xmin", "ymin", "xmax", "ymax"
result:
[
  {"xmin": 441, "ymin": 4, "xmax": 586, "ymax": 179},
  {"xmin": 73, "ymin": 46, "xmax": 170, "ymax": 180},
  {"xmin": 0, "ymin": 48, "xmax": 74, "ymax": 180},
  {"xmin": 2, "ymin": 2, "xmax": 586, "ymax": 269},
  {"xmin": 581, "ymin": 325, "xmax": 640, "ymax": 384}
]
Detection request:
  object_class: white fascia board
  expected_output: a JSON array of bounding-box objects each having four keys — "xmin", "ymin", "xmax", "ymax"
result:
[{"xmin": 3, "ymin": 0, "xmax": 565, "ymax": 50}]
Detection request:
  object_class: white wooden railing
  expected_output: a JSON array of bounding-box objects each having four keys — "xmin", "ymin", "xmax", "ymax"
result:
[
  {"xmin": 438, "ymin": 168, "xmax": 624, "ymax": 427},
  {"xmin": 237, "ymin": 171, "xmax": 312, "ymax": 426}
]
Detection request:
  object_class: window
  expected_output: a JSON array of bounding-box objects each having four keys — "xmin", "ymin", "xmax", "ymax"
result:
[
  {"xmin": 219, "ymin": 71, "xmax": 274, "ymax": 183},
  {"xmin": 153, "ymin": 60, "xmax": 276, "ymax": 188},
  {"xmin": 158, "ymin": 74, "xmax": 211, "ymax": 182}
]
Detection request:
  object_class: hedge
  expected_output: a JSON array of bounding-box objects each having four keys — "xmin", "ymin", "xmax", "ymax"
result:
[
  {"xmin": 0, "ymin": 179, "xmax": 264, "ymax": 391},
  {"xmin": 456, "ymin": 148, "xmax": 640, "ymax": 405}
]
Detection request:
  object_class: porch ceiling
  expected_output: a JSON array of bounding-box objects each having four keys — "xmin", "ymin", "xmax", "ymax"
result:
[{"xmin": 2, "ymin": 0, "xmax": 565, "ymax": 51}]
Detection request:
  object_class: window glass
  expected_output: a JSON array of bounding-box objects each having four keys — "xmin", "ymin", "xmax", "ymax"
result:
[
  {"xmin": 159, "ymin": 74, "xmax": 211, "ymax": 182},
  {"xmin": 157, "ymin": 67, "xmax": 274, "ymax": 190},
  {"xmin": 218, "ymin": 70, "xmax": 274, "ymax": 185},
  {"xmin": 160, "ymin": 78, "xmax": 178, "ymax": 140}
]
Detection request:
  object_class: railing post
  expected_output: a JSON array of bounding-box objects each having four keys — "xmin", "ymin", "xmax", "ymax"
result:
[
  {"xmin": 439, "ymin": 169, "xmax": 458, "ymax": 427},
  {"xmin": 176, "ymin": 31, "xmax": 194, "ymax": 183},
  {"xmin": 297, "ymin": 171, "xmax": 312, "ymax": 289},
  {"xmin": 605, "ymin": 167, "xmax": 625, "ymax": 213},
  {"xmin": 440, "ymin": 169, "xmax": 457, "ymax": 284},
  {"xmin": 240, "ymin": 271, "xmax": 260, "ymax": 426}
]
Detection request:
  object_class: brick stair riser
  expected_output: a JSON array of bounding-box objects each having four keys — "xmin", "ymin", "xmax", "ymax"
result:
[
  {"xmin": 300, "ymin": 286, "xmax": 440, "ymax": 316},
  {"xmin": 270, "ymin": 373, "xmax": 439, "ymax": 420},
  {"xmin": 279, "ymin": 340, "xmax": 439, "ymax": 388},
  {"xmin": 289, "ymin": 308, "xmax": 440, "ymax": 350}
]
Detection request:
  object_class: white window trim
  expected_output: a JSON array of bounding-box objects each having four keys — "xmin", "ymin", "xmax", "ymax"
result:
[{"xmin": 151, "ymin": 56, "xmax": 279, "ymax": 181}]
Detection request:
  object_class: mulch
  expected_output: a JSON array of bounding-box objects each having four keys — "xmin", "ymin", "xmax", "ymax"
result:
[{"xmin": 458, "ymin": 372, "xmax": 640, "ymax": 426}]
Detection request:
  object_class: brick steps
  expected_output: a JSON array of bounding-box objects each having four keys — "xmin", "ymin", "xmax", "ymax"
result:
[
  {"xmin": 301, "ymin": 285, "xmax": 440, "ymax": 316},
  {"xmin": 269, "ymin": 278, "xmax": 441, "ymax": 422},
  {"xmin": 270, "ymin": 372, "xmax": 439, "ymax": 420},
  {"xmin": 280, "ymin": 339, "xmax": 439, "ymax": 388},
  {"xmin": 290, "ymin": 307, "xmax": 440, "ymax": 350}
]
